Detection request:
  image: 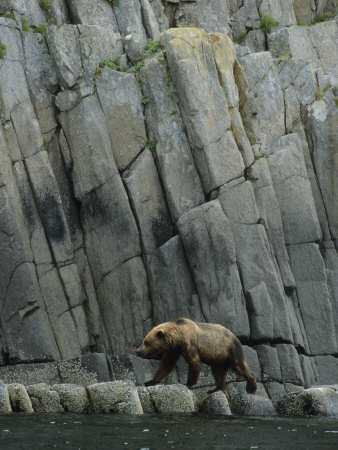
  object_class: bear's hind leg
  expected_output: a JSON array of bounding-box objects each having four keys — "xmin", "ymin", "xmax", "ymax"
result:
[
  {"xmin": 233, "ymin": 361, "xmax": 257, "ymax": 394},
  {"xmin": 208, "ymin": 366, "xmax": 228, "ymax": 394}
]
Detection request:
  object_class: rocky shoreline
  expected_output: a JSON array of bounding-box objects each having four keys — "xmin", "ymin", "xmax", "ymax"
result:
[
  {"xmin": 0, "ymin": 352, "xmax": 337, "ymax": 417},
  {"xmin": 1, "ymin": 379, "xmax": 337, "ymax": 417},
  {"xmin": 0, "ymin": 0, "xmax": 337, "ymax": 423}
]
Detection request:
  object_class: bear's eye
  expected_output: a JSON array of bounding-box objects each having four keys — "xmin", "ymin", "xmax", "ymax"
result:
[{"xmin": 144, "ymin": 341, "xmax": 149, "ymax": 347}]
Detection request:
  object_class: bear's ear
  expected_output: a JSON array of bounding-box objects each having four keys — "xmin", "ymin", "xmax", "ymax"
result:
[{"xmin": 156, "ymin": 329, "xmax": 165, "ymax": 339}]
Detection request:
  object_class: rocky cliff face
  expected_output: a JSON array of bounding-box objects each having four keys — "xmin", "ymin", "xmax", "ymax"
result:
[{"xmin": 0, "ymin": 0, "xmax": 337, "ymax": 391}]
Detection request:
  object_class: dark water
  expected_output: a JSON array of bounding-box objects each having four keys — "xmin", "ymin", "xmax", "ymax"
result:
[{"xmin": 0, "ymin": 413, "xmax": 337, "ymax": 450}]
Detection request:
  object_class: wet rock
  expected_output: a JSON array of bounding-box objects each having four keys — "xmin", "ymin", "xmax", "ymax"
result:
[
  {"xmin": 277, "ymin": 386, "xmax": 338, "ymax": 417},
  {"xmin": 227, "ymin": 382, "xmax": 277, "ymax": 416},
  {"xmin": 146, "ymin": 385, "xmax": 195, "ymax": 413},
  {"xmin": 53, "ymin": 384, "xmax": 89, "ymax": 413},
  {"xmin": 26, "ymin": 384, "xmax": 63, "ymax": 413},
  {"xmin": 199, "ymin": 391, "xmax": 232, "ymax": 415},
  {"xmin": 0, "ymin": 381, "xmax": 12, "ymax": 413},
  {"xmin": 87, "ymin": 381, "xmax": 143, "ymax": 414},
  {"xmin": 137, "ymin": 386, "xmax": 156, "ymax": 413},
  {"xmin": 8, "ymin": 384, "xmax": 34, "ymax": 412}
]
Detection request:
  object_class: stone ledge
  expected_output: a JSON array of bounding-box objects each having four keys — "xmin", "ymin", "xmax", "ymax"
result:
[{"xmin": 1, "ymin": 380, "xmax": 337, "ymax": 417}]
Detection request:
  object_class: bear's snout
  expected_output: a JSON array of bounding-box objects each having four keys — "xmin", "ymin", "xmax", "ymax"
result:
[{"xmin": 136, "ymin": 346, "xmax": 145, "ymax": 358}]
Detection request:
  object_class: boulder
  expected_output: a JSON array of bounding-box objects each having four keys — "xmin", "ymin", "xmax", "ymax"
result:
[
  {"xmin": 227, "ymin": 382, "xmax": 277, "ymax": 416},
  {"xmin": 0, "ymin": 381, "xmax": 12, "ymax": 413},
  {"xmin": 199, "ymin": 391, "xmax": 232, "ymax": 415},
  {"xmin": 53, "ymin": 384, "xmax": 90, "ymax": 413},
  {"xmin": 277, "ymin": 386, "xmax": 338, "ymax": 417},
  {"xmin": 26, "ymin": 384, "xmax": 62, "ymax": 413},
  {"xmin": 146, "ymin": 384, "xmax": 195, "ymax": 413},
  {"xmin": 8, "ymin": 384, "xmax": 34, "ymax": 412},
  {"xmin": 87, "ymin": 381, "xmax": 143, "ymax": 414}
]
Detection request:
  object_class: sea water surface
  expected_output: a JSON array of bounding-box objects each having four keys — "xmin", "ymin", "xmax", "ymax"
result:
[{"xmin": 0, "ymin": 413, "xmax": 337, "ymax": 449}]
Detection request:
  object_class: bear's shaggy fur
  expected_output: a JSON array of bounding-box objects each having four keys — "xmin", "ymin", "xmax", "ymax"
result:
[{"xmin": 136, "ymin": 318, "xmax": 257, "ymax": 394}]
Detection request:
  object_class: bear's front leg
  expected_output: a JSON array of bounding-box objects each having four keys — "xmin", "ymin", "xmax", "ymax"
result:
[
  {"xmin": 144, "ymin": 352, "xmax": 179, "ymax": 387},
  {"xmin": 186, "ymin": 358, "xmax": 201, "ymax": 389},
  {"xmin": 144, "ymin": 380, "xmax": 157, "ymax": 387}
]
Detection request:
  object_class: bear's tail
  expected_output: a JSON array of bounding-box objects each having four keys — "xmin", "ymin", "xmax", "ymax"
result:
[{"xmin": 245, "ymin": 374, "xmax": 257, "ymax": 394}]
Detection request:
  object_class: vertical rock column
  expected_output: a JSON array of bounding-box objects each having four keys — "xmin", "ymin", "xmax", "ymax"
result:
[{"xmin": 0, "ymin": 17, "xmax": 84, "ymax": 362}]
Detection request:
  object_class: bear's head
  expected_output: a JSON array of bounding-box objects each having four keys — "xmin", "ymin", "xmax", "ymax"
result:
[{"xmin": 136, "ymin": 323, "xmax": 177, "ymax": 360}]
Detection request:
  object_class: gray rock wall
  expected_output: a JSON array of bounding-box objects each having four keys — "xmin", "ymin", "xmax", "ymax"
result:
[{"xmin": 0, "ymin": 0, "xmax": 337, "ymax": 393}]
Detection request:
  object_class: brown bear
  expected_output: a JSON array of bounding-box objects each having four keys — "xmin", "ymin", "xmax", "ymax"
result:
[{"xmin": 136, "ymin": 318, "xmax": 257, "ymax": 394}]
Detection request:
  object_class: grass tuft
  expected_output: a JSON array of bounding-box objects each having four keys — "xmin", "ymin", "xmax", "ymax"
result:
[
  {"xmin": 33, "ymin": 23, "xmax": 50, "ymax": 34},
  {"xmin": 237, "ymin": 31, "xmax": 247, "ymax": 44},
  {"xmin": 278, "ymin": 53, "xmax": 291, "ymax": 63},
  {"xmin": 39, "ymin": 0, "xmax": 50, "ymax": 11},
  {"xmin": 312, "ymin": 12, "xmax": 335, "ymax": 24},
  {"xmin": 1, "ymin": 12, "xmax": 15, "ymax": 20},
  {"xmin": 260, "ymin": 14, "xmax": 279, "ymax": 33},
  {"xmin": 22, "ymin": 17, "xmax": 31, "ymax": 32},
  {"xmin": 134, "ymin": 60, "xmax": 145, "ymax": 73},
  {"xmin": 95, "ymin": 57, "xmax": 128, "ymax": 77},
  {"xmin": 146, "ymin": 139, "xmax": 156, "ymax": 151},
  {"xmin": 145, "ymin": 38, "xmax": 162, "ymax": 53},
  {"xmin": 0, "ymin": 42, "xmax": 7, "ymax": 59}
]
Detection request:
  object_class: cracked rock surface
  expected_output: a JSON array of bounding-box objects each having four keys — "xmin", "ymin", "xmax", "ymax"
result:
[{"xmin": 0, "ymin": 0, "xmax": 337, "ymax": 396}]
